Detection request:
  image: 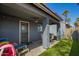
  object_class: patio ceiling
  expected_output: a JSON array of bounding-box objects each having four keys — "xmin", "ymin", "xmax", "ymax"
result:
[
  {"xmin": 0, "ymin": 3, "xmax": 61, "ymax": 24},
  {"xmin": 0, "ymin": 4, "xmax": 44, "ymax": 20}
]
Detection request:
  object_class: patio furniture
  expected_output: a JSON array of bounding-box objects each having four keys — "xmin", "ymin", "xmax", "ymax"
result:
[
  {"xmin": 21, "ymin": 41, "xmax": 32, "ymax": 45},
  {"xmin": 15, "ymin": 44, "xmax": 29, "ymax": 56},
  {"xmin": 0, "ymin": 43, "xmax": 16, "ymax": 56},
  {"xmin": 0, "ymin": 38, "xmax": 8, "ymax": 42}
]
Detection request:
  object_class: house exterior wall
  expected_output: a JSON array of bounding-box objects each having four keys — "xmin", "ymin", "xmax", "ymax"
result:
[
  {"xmin": 0, "ymin": 15, "xmax": 19, "ymax": 43},
  {"xmin": 59, "ymin": 21, "xmax": 66, "ymax": 39},
  {"xmin": 30, "ymin": 22, "xmax": 42, "ymax": 42},
  {"xmin": 0, "ymin": 15, "xmax": 42, "ymax": 44}
]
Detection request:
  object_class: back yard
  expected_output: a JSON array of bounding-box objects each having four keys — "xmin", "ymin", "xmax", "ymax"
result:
[{"xmin": 40, "ymin": 39, "xmax": 79, "ymax": 56}]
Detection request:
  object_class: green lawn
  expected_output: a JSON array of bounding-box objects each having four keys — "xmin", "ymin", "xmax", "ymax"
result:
[{"xmin": 40, "ymin": 39, "xmax": 73, "ymax": 56}]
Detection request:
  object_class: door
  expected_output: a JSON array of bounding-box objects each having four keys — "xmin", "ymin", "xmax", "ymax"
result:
[{"xmin": 19, "ymin": 21, "xmax": 29, "ymax": 44}]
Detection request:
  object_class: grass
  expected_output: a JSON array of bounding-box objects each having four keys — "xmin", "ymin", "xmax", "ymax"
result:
[
  {"xmin": 40, "ymin": 39, "xmax": 73, "ymax": 56},
  {"xmin": 69, "ymin": 40, "xmax": 79, "ymax": 56}
]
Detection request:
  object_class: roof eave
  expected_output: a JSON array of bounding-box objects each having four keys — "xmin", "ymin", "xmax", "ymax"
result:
[{"xmin": 32, "ymin": 3, "xmax": 63, "ymax": 21}]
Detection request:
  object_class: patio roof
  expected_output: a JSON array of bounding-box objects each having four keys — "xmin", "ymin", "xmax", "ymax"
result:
[
  {"xmin": 0, "ymin": 3, "xmax": 63, "ymax": 23},
  {"xmin": 33, "ymin": 3, "xmax": 63, "ymax": 22}
]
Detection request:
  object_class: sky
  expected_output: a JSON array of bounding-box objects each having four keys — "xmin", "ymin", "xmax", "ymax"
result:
[{"xmin": 46, "ymin": 3, "xmax": 79, "ymax": 26}]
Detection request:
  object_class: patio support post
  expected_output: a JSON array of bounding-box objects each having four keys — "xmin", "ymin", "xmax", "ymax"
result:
[
  {"xmin": 42, "ymin": 18, "xmax": 50, "ymax": 49},
  {"xmin": 57, "ymin": 23, "xmax": 61, "ymax": 40},
  {"xmin": 59, "ymin": 21, "xmax": 66, "ymax": 39}
]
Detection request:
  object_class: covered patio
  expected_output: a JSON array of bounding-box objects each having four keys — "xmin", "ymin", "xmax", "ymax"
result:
[{"xmin": 0, "ymin": 3, "xmax": 62, "ymax": 55}]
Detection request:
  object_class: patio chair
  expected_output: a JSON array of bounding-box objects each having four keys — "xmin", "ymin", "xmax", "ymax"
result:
[{"xmin": 0, "ymin": 43, "xmax": 16, "ymax": 56}]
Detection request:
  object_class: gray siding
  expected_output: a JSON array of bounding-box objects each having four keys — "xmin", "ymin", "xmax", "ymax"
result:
[
  {"xmin": 0, "ymin": 15, "xmax": 19, "ymax": 43},
  {"xmin": 0, "ymin": 15, "xmax": 42, "ymax": 44},
  {"xmin": 30, "ymin": 22, "xmax": 42, "ymax": 42}
]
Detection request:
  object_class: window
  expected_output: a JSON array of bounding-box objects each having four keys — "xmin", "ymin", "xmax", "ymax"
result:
[{"xmin": 38, "ymin": 24, "xmax": 42, "ymax": 32}]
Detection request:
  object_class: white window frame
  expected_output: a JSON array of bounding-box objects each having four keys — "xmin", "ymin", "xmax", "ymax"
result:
[{"xmin": 19, "ymin": 21, "xmax": 30, "ymax": 44}]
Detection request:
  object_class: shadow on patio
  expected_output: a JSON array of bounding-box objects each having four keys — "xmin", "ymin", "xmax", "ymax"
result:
[
  {"xmin": 28, "ymin": 40, "xmax": 42, "ymax": 50},
  {"xmin": 25, "ymin": 40, "xmax": 45, "ymax": 56}
]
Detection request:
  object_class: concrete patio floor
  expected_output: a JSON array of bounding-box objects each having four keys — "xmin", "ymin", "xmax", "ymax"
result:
[
  {"xmin": 25, "ymin": 45, "xmax": 46, "ymax": 56},
  {"xmin": 25, "ymin": 40, "xmax": 59, "ymax": 56}
]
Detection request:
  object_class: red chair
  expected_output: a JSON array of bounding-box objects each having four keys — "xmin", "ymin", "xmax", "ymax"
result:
[{"xmin": 0, "ymin": 43, "xmax": 16, "ymax": 56}]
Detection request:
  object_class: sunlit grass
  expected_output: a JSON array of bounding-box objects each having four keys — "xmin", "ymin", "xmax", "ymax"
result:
[{"xmin": 40, "ymin": 39, "xmax": 72, "ymax": 56}]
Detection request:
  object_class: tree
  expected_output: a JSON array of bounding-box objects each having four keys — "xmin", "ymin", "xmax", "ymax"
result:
[
  {"xmin": 74, "ymin": 18, "xmax": 79, "ymax": 27},
  {"xmin": 67, "ymin": 18, "xmax": 71, "ymax": 24},
  {"xmin": 62, "ymin": 10, "xmax": 69, "ymax": 22},
  {"xmin": 77, "ymin": 18, "xmax": 79, "ymax": 21}
]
